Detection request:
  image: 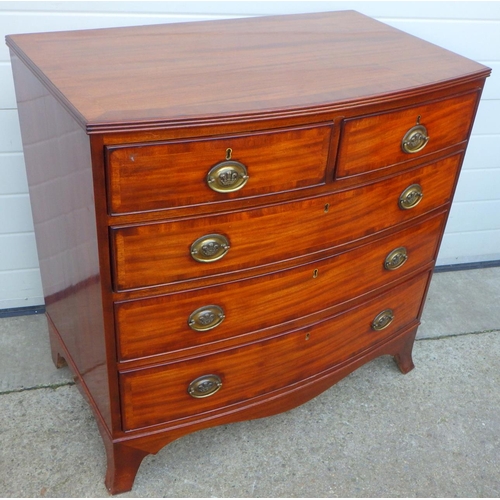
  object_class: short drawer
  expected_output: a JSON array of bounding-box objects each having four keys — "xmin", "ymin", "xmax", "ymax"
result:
[
  {"xmin": 115, "ymin": 211, "xmax": 446, "ymax": 360},
  {"xmin": 111, "ymin": 153, "xmax": 461, "ymax": 291},
  {"xmin": 119, "ymin": 271, "xmax": 429, "ymax": 430},
  {"xmin": 106, "ymin": 124, "xmax": 333, "ymax": 214},
  {"xmin": 336, "ymin": 90, "xmax": 479, "ymax": 178}
]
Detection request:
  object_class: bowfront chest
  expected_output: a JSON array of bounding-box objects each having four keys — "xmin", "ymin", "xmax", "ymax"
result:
[{"xmin": 6, "ymin": 11, "xmax": 490, "ymax": 494}]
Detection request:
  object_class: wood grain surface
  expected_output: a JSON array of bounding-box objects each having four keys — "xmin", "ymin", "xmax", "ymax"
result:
[
  {"xmin": 111, "ymin": 154, "xmax": 462, "ymax": 291},
  {"xmin": 107, "ymin": 123, "xmax": 333, "ymax": 213},
  {"xmin": 6, "ymin": 11, "xmax": 489, "ymax": 132},
  {"xmin": 336, "ymin": 90, "xmax": 480, "ymax": 177},
  {"xmin": 7, "ymin": 10, "xmax": 489, "ymax": 494},
  {"xmin": 115, "ymin": 212, "xmax": 445, "ymax": 361},
  {"xmin": 120, "ymin": 271, "xmax": 430, "ymax": 430}
]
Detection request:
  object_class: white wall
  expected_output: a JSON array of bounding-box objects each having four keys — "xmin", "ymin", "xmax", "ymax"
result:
[{"xmin": 1, "ymin": 1, "xmax": 499, "ymax": 310}]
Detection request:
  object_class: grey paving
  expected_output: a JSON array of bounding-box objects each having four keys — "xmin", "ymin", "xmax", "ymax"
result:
[
  {"xmin": 1, "ymin": 268, "xmax": 499, "ymax": 497},
  {"xmin": 0, "ymin": 314, "xmax": 72, "ymax": 393},
  {"xmin": 418, "ymin": 266, "xmax": 500, "ymax": 339}
]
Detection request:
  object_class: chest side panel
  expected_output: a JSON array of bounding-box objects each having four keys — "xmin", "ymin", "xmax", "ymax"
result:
[{"xmin": 9, "ymin": 53, "xmax": 114, "ymax": 430}]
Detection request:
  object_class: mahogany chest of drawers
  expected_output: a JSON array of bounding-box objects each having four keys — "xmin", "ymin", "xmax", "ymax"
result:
[{"xmin": 7, "ymin": 11, "xmax": 490, "ymax": 494}]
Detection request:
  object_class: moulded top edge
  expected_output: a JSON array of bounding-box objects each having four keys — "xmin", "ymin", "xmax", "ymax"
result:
[{"xmin": 5, "ymin": 11, "xmax": 491, "ymax": 135}]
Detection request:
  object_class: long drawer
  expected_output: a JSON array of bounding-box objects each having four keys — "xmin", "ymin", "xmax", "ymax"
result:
[
  {"xmin": 119, "ymin": 271, "xmax": 430, "ymax": 430},
  {"xmin": 115, "ymin": 212, "xmax": 445, "ymax": 361},
  {"xmin": 106, "ymin": 123, "xmax": 333, "ymax": 214},
  {"xmin": 111, "ymin": 153, "xmax": 461, "ymax": 291}
]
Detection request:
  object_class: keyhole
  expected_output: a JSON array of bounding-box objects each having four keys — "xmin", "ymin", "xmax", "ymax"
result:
[
  {"xmin": 226, "ymin": 148, "xmax": 232, "ymax": 160},
  {"xmin": 305, "ymin": 333, "xmax": 310, "ymax": 341},
  {"xmin": 313, "ymin": 269, "xmax": 319, "ymax": 278},
  {"xmin": 416, "ymin": 115, "xmax": 421, "ymax": 125},
  {"xmin": 324, "ymin": 203, "xmax": 330, "ymax": 213}
]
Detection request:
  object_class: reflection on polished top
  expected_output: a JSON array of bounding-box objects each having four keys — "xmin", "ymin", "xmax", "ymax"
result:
[{"xmin": 6, "ymin": 11, "xmax": 489, "ymax": 132}]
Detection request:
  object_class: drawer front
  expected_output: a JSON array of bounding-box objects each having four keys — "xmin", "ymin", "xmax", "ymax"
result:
[
  {"xmin": 336, "ymin": 90, "xmax": 479, "ymax": 178},
  {"xmin": 106, "ymin": 124, "xmax": 333, "ymax": 214},
  {"xmin": 115, "ymin": 212, "xmax": 446, "ymax": 361},
  {"xmin": 120, "ymin": 271, "xmax": 429, "ymax": 430},
  {"xmin": 111, "ymin": 153, "xmax": 461, "ymax": 291}
]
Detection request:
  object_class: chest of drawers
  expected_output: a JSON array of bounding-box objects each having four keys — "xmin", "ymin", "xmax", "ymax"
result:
[{"xmin": 7, "ymin": 11, "xmax": 490, "ymax": 494}]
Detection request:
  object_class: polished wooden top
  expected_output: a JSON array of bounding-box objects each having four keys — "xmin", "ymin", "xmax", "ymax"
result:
[{"xmin": 6, "ymin": 11, "xmax": 490, "ymax": 132}]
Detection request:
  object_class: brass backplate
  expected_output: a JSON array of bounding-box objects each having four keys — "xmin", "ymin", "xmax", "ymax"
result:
[
  {"xmin": 398, "ymin": 184, "xmax": 423, "ymax": 210},
  {"xmin": 371, "ymin": 309, "xmax": 395, "ymax": 331},
  {"xmin": 188, "ymin": 305, "xmax": 225, "ymax": 331},
  {"xmin": 384, "ymin": 247, "xmax": 408, "ymax": 271},
  {"xmin": 190, "ymin": 233, "xmax": 230, "ymax": 263},
  {"xmin": 207, "ymin": 160, "xmax": 249, "ymax": 193},
  {"xmin": 188, "ymin": 374, "xmax": 223, "ymax": 398},
  {"xmin": 401, "ymin": 124, "xmax": 429, "ymax": 154}
]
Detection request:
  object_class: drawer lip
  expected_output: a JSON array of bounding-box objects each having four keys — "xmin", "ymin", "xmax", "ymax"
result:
[
  {"xmin": 118, "ymin": 270, "xmax": 430, "ymax": 431},
  {"xmin": 105, "ymin": 122, "xmax": 336, "ymax": 216},
  {"xmin": 113, "ymin": 211, "xmax": 447, "ymax": 363},
  {"xmin": 335, "ymin": 88, "xmax": 481, "ymax": 179}
]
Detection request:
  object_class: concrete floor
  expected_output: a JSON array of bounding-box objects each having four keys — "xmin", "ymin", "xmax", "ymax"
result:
[{"xmin": 1, "ymin": 267, "xmax": 499, "ymax": 497}]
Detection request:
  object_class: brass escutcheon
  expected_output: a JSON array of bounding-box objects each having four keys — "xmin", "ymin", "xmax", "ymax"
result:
[
  {"xmin": 188, "ymin": 305, "xmax": 225, "ymax": 331},
  {"xmin": 190, "ymin": 234, "xmax": 230, "ymax": 263},
  {"xmin": 384, "ymin": 247, "xmax": 408, "ymax": 271},
  {"xmin": 398, "ymin": 184, "xmax": 423, "ymax": 210},
  {"xmin": 207, "ymin": 160, "xmax": 249, "ymax": 193},
  {"xmin": 371, "ymin": 309, "xmax": 395, "ymax": 331},
  {"xmin": 188, "ymin": 374, "xmax": 222, "ymax": 398},
  {"xmin": 401, "ymin": 124, "xmax": 429, "ymax": 154}
]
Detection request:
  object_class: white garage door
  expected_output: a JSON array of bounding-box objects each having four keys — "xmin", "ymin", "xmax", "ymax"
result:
[{"xmin": 0, "ymin": 1, "xmax": 499, "ymax": 310}]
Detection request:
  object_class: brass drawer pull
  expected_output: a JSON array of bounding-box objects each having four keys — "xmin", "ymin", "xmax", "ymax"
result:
[
  {"xmin": 188, "ymin": 374, "xmax": 223, "ymax": 398},
  {"xmin": 371, "ymin": 309, "xmax": 394, "ymax": 331},
  {"xmin": 384, "ymin": 247, "xmax": 408, "ymax": 271},
  {"xmin": 401, "ymin": 124, "xmax": 429, "ymax": 154},
  {"xmin": 190, "ymin": 234, "xmax": 230, "ymax": 262},
  {"xmin": 398, "ymin": 184, "xmax": 423, "ymax": 210},
  {"xmin": 207, "ymin": 160, "xmax": 249, "ymax": 193},
  {"xmin": 188, "ymin": 305, "xmax": 225, "ymax": 331}
]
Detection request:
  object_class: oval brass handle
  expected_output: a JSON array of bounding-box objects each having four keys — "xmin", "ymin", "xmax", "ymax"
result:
[
  {"xmin": 190, "ymin": 234, "xmax": 230, "ymax": 263},
  {"xmin": 188, "ymin": 305, "xmax": 225, "ymax": 331},
  {"xmin": 384, "ymin": 247, "xmax": 408, "ymax": 271},
  {"xmin": 371, "ymin": 309, "xmax": 395, "ymax": 331},
  {"xmin": 188, "ymin": 374, "xmax": 222, "ymax": 398},
  {"xmin": 401, "ymin": 124, "xmax": 429, "ymax": 154},
  {"xmin": 207, "ymin": 160, "xmax": 249, "ymax": 193},
  {"xmin": 398, "ymin": 184, "xmax": 423, "ymax": 210}
]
